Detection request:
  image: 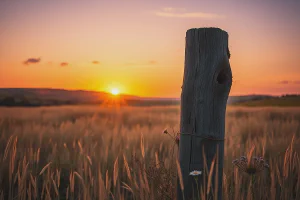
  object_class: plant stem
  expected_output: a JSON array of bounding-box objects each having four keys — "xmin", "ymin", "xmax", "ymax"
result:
[
  {"xmin": 195, "ymin": 177, "xmax": 200, "ymax": 200},
  {"xmin": 251, "ymin": 175, "xmax": 256, "ymax": 199}
]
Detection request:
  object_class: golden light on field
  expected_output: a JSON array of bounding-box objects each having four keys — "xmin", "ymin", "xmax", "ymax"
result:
[
  {"xmin": 103, "ymin": 87, "xmax": 126, "ymax": 107},
  {"xmin": 0, "ymin": 106, "xmax": 299, "ymax": 199},
  {"xmin": 111, "ymin": 88, "xmax": 120, "ymax": 96}
]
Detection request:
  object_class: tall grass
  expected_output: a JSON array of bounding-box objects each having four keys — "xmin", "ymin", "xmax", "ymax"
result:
[{"xmin": 0, "ymin": 105, "xmax": 299, "ymax": 199}]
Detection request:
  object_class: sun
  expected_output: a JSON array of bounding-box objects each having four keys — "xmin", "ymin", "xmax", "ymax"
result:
[{"xmin": 111, "ymin": 88, "xmax": 120, "ymax": 95}]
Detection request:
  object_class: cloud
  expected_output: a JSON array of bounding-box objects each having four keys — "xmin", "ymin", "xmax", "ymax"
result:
[
  {"xmin": 60, "ymin": 62, "xmax": 69, "ymax": 67},
  {"xmin": 163, "ymin": 7, "xmax": 186, "ymax": 12},
  {"xmin": 124, "ymin": 60, "xmax": 158, "ymax": 66},
  {"xmin": 278, "ymin": 80, "xmax": 289, "ymax": 84},
  {"xmin": 23, "ymin": 57, "xmax": 41, "ymax": 65},
  {"xmin": 92, "ymin": 61, "xmax": 100, "ymax": 64},
  {"xmin": 278, "ymin": 80, "xmax": 300, "ymax": 84},
  {"xmin": 155, "ymin": 7, "xmax": 225, "ymax": 19},
  {"xmin": 148, "ymin": 60, "xmax": 157, "ymax": 65}
]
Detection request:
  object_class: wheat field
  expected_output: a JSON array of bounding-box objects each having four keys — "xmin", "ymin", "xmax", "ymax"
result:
[{"xmin": 0, "ymin": 105, "xmax": 299, "ymax": 200}]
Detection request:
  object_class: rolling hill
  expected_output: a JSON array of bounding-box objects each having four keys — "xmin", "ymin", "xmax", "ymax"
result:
[
  {"xmin": 0, "ymin": 88, "xmax": 298, "ymax": 107},
  {"xmin": 232, "ymin": 94, "xmax": 300, "ymax": 107}
]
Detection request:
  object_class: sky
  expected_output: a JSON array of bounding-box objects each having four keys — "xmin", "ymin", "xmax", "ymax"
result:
[{"xmin": 0, "ymin": 0, "xmax": 299, "ymax": 97}]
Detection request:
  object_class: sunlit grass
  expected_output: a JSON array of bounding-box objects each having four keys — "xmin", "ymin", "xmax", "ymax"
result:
[{"xmin": 0, "ymin": 106, "xmax": 299, "ymax": 199}]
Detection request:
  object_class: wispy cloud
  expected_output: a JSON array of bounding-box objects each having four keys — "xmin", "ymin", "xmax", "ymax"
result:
[
  {"xmin": 278, "ymin": 80, "xmax": 289, "ymax": 84},
  {"xmin": 294, "ymin": 81, "xmax": 300, "ymax": 84},
  {"xmin": 148, "ymin": 60, "xmax": 157, "ymax": 65},
  {"xmin": 124, "ymin": 60, "xmax": 158, "ymax": 66},
  {"xmin": 155, "ymin": 7, "xmax": 225, "ymax": 19},
  {"xmin": 23, "ymin": 57, "xmax": 41, "ymax": 65},
  {"xmin": 162, "ymin": 7, "xmax": 187, "ymax": 12},
  {"xmin": 60, "ymin": 62, "xmax": 69, "ymax": 67},
  {"xmin": 278, "ymin": 80, "xmax": 300, "ymax": 84},
  {"xmin": 92, "ymin": 61, "xmax": 100, "ymax": 64}
]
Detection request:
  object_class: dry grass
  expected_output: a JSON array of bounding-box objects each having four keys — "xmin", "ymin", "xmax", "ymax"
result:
[{"xmin": 0, "ymin": 105, "xmax": 299, "ymax": 199}]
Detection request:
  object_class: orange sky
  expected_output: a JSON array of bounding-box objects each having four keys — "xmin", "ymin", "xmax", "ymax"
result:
[{"xmin": 0, "ymin": 0, "xmax": 299, "ymax": 97}]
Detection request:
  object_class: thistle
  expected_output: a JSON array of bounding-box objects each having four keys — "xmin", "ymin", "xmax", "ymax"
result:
[{"xmin": 232, "ymin": 156, "xmax": 269, "ymax": 175}]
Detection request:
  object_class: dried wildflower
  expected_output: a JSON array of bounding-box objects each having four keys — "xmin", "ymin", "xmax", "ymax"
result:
[
  {"xmin": 232, "ymin": 156, "xmax": 269, "ymax": 175},
  {"xmin": 163, "ymin": 129, "xmax": 181, "ymax": 147},
  {"xmin": 175, "ymin": 135, "xmax": 180, "ymax": 146},
  {"xmin": 189, "ymin": 170, "xmax": 202, "ymax": 176}
]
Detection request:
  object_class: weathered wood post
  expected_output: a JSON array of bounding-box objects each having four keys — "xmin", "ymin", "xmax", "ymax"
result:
[{"xmin": 178, "ymin": 28, "xmax": 232, "ymax": 200}]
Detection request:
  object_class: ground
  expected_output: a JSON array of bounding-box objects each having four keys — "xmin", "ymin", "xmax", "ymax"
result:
[{"xmin": 0, "ymin": 105, "xmax": 299, "ymax": 200}]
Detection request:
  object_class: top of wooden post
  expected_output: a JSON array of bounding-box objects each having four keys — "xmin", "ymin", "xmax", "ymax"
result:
[
  {"xmin": 185, "ymin": 27, "xmax": 231, "ymax": 62},
  {"xmin": 187, "ymin": 27, "xmax": 228, "ymax": 34}
]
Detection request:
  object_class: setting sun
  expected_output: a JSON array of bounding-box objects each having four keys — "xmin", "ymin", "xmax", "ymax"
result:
[{"xmin": 111, "ymin": 88, "xmax": 120, "ymax": 95}]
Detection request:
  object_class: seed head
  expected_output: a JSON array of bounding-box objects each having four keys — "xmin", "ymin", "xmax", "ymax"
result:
[{"xmin": 232, "ymin": 156, "xmax": 269, "ymax": 175}]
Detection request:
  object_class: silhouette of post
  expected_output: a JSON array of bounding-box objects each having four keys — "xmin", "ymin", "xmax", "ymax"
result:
[{"xmin": 178, "ymin": 28, "xmax": 232, "ymax": 200}]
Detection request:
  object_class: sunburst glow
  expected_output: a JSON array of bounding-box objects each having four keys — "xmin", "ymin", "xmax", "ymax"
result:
[{"xmin": 111, "ymin": 88, "xmax": 120, "ymax": 95}]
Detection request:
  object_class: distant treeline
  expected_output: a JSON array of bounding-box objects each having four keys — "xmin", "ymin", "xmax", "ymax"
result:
[
  {"xmin": 232, "ymin": 94, "xmax": 300, "ymax": 107},
  {"xmin": 0, "ymin": 96, "xmax": 180, "ymax": 107},
  {"xmin": 0, "ymin": 92, "xmax": 299, "ymax": 107},
  {"xmin": 0, "ymin": 96, "xmax": 75, "ymax": 107}
]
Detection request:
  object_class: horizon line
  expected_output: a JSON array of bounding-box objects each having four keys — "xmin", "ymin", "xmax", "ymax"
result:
[{"xmin": 0, "ymin": 87, "xmax": 299, "ymax": 99}]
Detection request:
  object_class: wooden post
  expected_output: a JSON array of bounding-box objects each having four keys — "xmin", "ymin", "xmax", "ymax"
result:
[{"xmin": 178, "ymin": 28, "xmax": 232, "ymax": 200}]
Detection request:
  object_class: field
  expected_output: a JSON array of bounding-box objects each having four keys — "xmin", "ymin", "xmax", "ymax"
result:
[
  {"xmin": 234, "ymin": 96, "xmax": 300, "ymax": 107},
  {"xmin": 0, "ymin": 105, "xmax": 299, "ymax": 200}
]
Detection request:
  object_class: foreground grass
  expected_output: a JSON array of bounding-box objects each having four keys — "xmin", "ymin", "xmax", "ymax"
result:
[{"xmin": 0, "ymin": 105, "xmax": 299, "ymax": 200}]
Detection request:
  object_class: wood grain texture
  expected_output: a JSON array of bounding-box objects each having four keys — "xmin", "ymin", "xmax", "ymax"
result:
[{"xmin": 178, "ymin": 28, "xmax": 232, "ymax": 200}]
